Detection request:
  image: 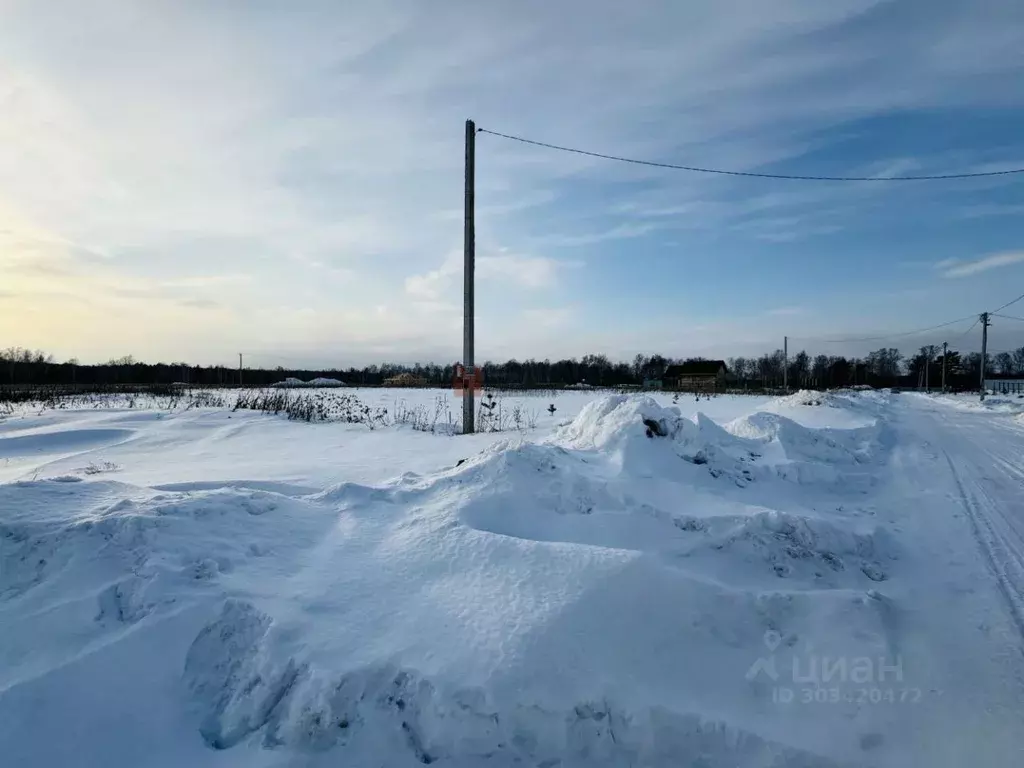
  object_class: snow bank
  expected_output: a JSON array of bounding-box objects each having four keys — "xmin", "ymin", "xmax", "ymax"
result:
[
  {"xmin": 553, "ymin": 395, "xmax": 754, "ymax": 477},
  {"xmin": 0, "ymin": 394, "xmax": 912, "ymax": 766},
  {"xmin": 271, "ymin": 377, "xmax": 347, "ymax": 388},
  {"xmin": 553, "ymin": 394, "xmax": 884, "ymax": 489},
  {"xmin": 307, "ymin": 377, "xmax": 346, "ymax": 387},
  {"xmin": 769, "ymin": 389, "xmax": 839, "ymax": 408},
  {"xmin": 928, "ymin": 392, "xmax": 1024, "ymax": 416}
]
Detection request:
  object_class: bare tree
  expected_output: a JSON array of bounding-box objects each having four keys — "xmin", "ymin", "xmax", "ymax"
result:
[
  {"xmin": 994, "ymin": 351, "xmax": 1014, "ymax": 375},
  {"xmin": 812, "ymin": 355, "xmax": 829, "ymax": 386},
  {"xmin": 727, "ymin": 357, "xmax": 749, "ymax": 383},
  {"xmin": 790, "ymin": 350, "xmax": 810, "ymax": 387},
  {"xmin": 1013, "ymin": 347, "xmax": 1024, "ymax": 376}
]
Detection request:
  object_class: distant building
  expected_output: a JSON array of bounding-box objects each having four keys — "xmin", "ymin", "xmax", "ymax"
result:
[{"xmin": 664, "ymin": 361, "xmax": 728, "ymax": 392}]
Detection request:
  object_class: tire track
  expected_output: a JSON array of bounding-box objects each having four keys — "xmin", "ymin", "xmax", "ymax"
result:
[{"xmin": 942, "ymin": 450, "xmax": 1024, "ymax": 644}]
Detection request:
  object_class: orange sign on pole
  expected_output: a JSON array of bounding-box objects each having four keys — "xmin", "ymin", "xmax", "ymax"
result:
[{"xmin": 452, "ymin": 363, "xmax": 483, "ymax": 392}]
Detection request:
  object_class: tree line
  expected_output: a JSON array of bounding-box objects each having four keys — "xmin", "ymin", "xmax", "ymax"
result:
[
  {"xmin": 726, "ymin": 345, "xmax": 1024, "ymax": 390},
  {"xmin": 3, "ymin": 345, "xmax": 1023, "ymax": 391}
]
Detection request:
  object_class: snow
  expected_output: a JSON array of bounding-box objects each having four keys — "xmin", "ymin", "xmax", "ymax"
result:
[
  {"xmin": 270, "ymin": 377, "xmax": 347, "ymax": 387},
  {"xmin": 1, "ymin": 388, "xmax": 1023, "ymax": 766}
]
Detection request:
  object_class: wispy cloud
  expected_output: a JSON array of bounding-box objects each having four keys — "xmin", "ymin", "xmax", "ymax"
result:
[
  {"xmin": 404, "ymin": 249, "xmax": 567, "ymax": 300},
  {"xmin": 941, "ymin": 252, "xmax": 1024, "ymax": 278},
  {"xmin": 520, "ymin": 307, "xmax": 575, "ymax": 328},
  {"xmin": 766, "ymin": 306, "xmax": 807, "ymax": 316},
  {"xmin": 532, "ymin": 223, "xmax": 659, "ymax": 248},
  {"xmin": 959, "ymin": 203, "xmax": 1024, "ymax": 219}
]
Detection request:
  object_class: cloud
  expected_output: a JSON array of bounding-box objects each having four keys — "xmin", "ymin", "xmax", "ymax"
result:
[
  {"xmin": 2, "ymin": 0, "xmax": 1023, "ymax": 362},
  {"xmin": 520, "ymin": 307, "xmax": 574, "ymax": 328},
  {"xmin": 766, "ymin": 306, "xmax": 806, "ymax": 316},
  {"xmin": 941, "ymin": 252, "xmax": 1024, "ymax": 278},
  {"xmin": 532, "ymin": 223, "xmax": 659, "ymax": 248},
  {"xmin": 478, "ymin": 253, "xmax": 561, "ymax": 287},
  {"xmin": 958, "ymin": 203, "xmax": 1024, "ymax": 219},
  {"xmin": 176, "ymin": 297, "xmax": 221, "ymax": 310},
  {"xmin": 404, "ymin": 249, "xmax": 565, "ymax": 300}
]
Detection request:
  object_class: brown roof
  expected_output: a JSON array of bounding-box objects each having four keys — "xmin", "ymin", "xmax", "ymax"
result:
[{"xmin": 664, "ymin": 360, "xmax": 726, "ymax": 377}]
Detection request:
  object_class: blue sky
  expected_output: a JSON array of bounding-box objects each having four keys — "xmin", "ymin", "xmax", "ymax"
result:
[{"xmin": 1, "ymin": 0, "xmax": 1023, "ymax": 366}]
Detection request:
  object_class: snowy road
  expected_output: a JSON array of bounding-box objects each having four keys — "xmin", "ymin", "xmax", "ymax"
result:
[
  {"xmin": 906, "ymin": 395, "xmax": 1024, "ymax": 640},
  {"xmin": 871, "ymin": 394, "xmax": 1024, "ymax": 765}
]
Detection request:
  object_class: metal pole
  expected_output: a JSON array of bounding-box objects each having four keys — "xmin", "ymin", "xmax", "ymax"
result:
[
  {"xmin": 980, "ymin": 313, "xmax": 989, "ymax": 402},
  {"xmin": 463, "ymin": 119, "xmax": 476, "ymax": 434},
  {"xmin": 941, "ymin": 341, "xmax": 947, "ymax": 392},
  {"xmin": 239, "ymin": 353, "xmax": 243, "ymax": 387},
  {"xmin": 783, "ymin": 336, "xmax": 788, "ymax": 391},
  {"xmin": 924, "ymin": 347, "xmax": 929, "ymax": 392}
]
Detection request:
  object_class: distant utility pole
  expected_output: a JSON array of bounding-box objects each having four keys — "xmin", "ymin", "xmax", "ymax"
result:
[
  {"xmin": 924, "ymin": 347, "xmax": 930, "ymax": 391},
  {"xmin": 980, "ymin": 312, "xmax": 990, "ymax": 402},
  {"xmin": 239, "ymin": 353, "xmax": 243, "ymax": 387},
  {"xmin": 463, "ymin": 119, "xmax": 476, "ymax": 434},
  {"xmin": 941, "ymin": 341, "xmax": 948, "ymax": 392},
  {"xmin": 783, "ymin": 336, "xmax": 788, "ymax": 391}
]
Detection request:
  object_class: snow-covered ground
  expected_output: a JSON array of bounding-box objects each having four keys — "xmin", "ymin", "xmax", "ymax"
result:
[{"xmin": 1, "ymin": 388, "xmax": 1022, "ymax": 766}]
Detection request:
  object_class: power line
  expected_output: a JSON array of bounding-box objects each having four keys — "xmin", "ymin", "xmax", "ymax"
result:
[
  {"xmin": 993, "ymin": 313, "xmax": 1024, "ymax": 322},
  {"xmin": 991, "ymin": 291, "xmax": 1024, "ymax": 315},
  {"xmin": 477, "ymin": 128, "xmax": 1024, "ymax": 182},
  {"xmin": 954, "ymin": 316, "xmax": 981, "ymax": 343},
  {"xmin": 791, "ymin": 315, "xmax": 978, "ymax": 344}
]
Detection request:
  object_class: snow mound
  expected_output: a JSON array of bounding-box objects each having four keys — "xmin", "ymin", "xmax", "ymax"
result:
[
  {"xmin": 2, "ymin": 472, "xmax": 881, "ymax": 766},
  {"xmin": 770, "ymin": 389, "xmax": 839, "ymax": 408},
  {"xmin": 271, "ymin": 377, "xmax": 347, "ymax": 388},
  {"xmin": 0, "ymin": 397, "xmax": 906, "ymax": 767},
  {"xmin": 701, "ymin": 509, "xmax": 896, "ymax": 584},
  {"xmin": 554, "ymin": 394, "xmax": 679, "ymax": 449},
  {"xmin": 552, "ymin": 395, "xmax": 883, "ymax": 489},
  {"xmin": 307, "ymin": 377, "xmax": 347, "ymax": 387},
  {"xmin": 552, "ymin": 396, "xmax": 757, "ymax": 481},
  {"xmin": 184, "ymin": 598, "xmax": 853, "ymax": 766}
]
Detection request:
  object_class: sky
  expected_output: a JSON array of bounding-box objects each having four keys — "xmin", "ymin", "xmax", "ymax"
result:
[{"xmin": 2, "ymin": 0, "xmax": 1024, "ymax": 368}]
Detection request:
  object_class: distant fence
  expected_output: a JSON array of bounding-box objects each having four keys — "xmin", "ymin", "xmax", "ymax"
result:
[{"xmin": 985, "ymin": 379, "xmax": 1024, "ymax": 394}]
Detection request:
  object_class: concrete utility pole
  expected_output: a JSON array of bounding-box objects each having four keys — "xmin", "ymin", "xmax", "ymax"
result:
[
  {"xmin": 463, "ymin": 119, "xmax": 476, "ymax": 434},
  {"xmin": 980, "ymin": 312, "xmax": 990, "ymax": 402},
  {"xmin": 941, "ymin": 341, "xmax": 948, "ymax": 392},
  {"xmin": 783, "ymin": 336, "xmax": 788, "ymax": 391},
  {"xmin": 239, "ymin": 353, "xmax": 243, "ymax": 387}
]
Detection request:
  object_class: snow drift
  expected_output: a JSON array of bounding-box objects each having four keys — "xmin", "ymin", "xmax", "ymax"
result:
[{"xmin": 0, "ymin": 394, "xmax": 923, "ymax": 766}]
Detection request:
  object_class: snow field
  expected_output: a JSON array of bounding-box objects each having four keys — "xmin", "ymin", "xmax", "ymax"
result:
[{"xmin": 1, "ymin": 388, "xmax": 1021, "ymax": 766}]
